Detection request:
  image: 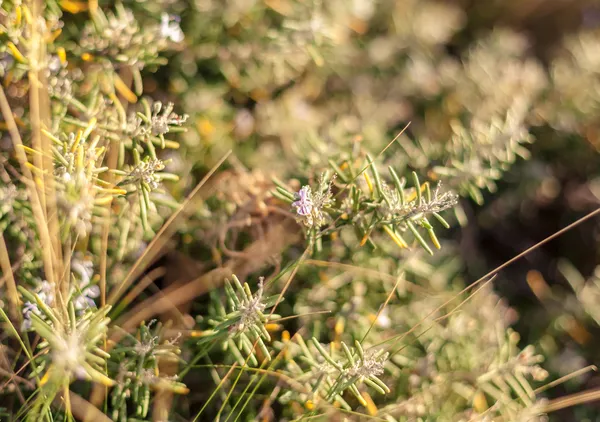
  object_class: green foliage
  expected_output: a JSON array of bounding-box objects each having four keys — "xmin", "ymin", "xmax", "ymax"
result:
[
  {"xmin": 195, "ymin": 275, "xmax": 281, "ymax": 367},
  {"xmin": 109, "ymin": 321, "xmax": 186, "ymax": 421},
  {"xmin": 274, "ymin": 163, "xmax": 457, "ymax": 254}
]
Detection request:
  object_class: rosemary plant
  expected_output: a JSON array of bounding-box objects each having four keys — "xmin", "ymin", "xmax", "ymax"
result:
[{"xmin": 2, "ymin": 0, "xmax": 600, "ymax": 421}]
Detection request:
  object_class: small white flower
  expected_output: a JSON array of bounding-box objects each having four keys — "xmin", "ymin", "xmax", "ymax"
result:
[
  {"xmin": 375, "ymin": 308, "xmax": 391, "ymax": 329},
  {"xmin": 160, "ymin": 14, "xmax": 184, "ymax": 43}
]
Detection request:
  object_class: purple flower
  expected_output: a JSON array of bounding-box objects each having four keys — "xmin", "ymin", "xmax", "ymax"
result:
[
  {"xmin": 21, "ymin": 302, "xmax": 40, "ymax": 331},
  {"xmin": 73, "ymin": 285, "xmax": 100, "ymax": 311},
  {"xmin": 292, "ymin": 186, "xmax": 313, "ymax": 216},
  {"xmin": 71, "ymin": 258, "xmax": 94, "ymax": 285},
  {"xmin": 37, "ymin": 280, "xmax": 55, "ymax": 306}
]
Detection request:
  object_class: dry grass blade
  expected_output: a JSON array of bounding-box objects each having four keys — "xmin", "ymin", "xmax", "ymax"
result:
[
  {"xmin": 305, "ymin": 259, "xmax": 423, "ymax": 293},
  {"xmin": 99, "ymin": 124, "xmax": 120, "ymax": 308},
  {"xmin": 541, "ymin": 388, "xmax": 600, "ymax": 413},
  {"xmin": 0, "ymin": 85, "xmax": 58, "ymax": 287},
  {"xmin": 376, "ymin": 205, "xmax": 600, "ymax": 352},
  {"xmin": 64, "ymin": 390, "xmax": 112, "ymax": 422},
  {"xmin": 113, "ymin": 266, "xmax": 167, "ymax": 315},
  {"xmin": 113, "ymin": 216, "xmax": 300, "ymax": 336},
  {"xmin": 193, "ymin": 362, "xmax": 239, "ymax": 421},
  {"xmin": 28, "ymin": 0, "xmax": 63, "ymax": 294},
  {"xmin": 335, "ymin": 123, "xmax": 411, "ymax": 198},
  {"xmin": 114, "ymin": 267, "xmax": 234, "ymax": 335},
  {"xmin": 0, "ymin": 233, "xmax": 19, "ymax": 319},
  {"xmin": 376, "ymin": 275, "xmax": 496, "ymax": 352},
  {"xmin": 534, "ymin": 365, "xmax": 597, "ymax": 394},
  {"xmin": 360, "ymin": 273, "xmax": 404, "ymax": 344},
  {"xmin": 108, "ymin": 149, "xmax": 232, "ymax": 306}
]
